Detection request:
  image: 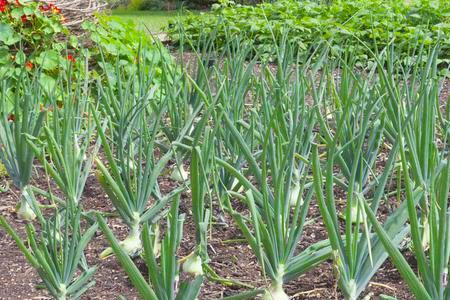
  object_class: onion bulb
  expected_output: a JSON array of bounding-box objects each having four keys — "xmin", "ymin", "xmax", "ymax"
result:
[
  {"xmin": 100, "ymin": 230, "xmax": 142, "ymax": 259},
  {"xmin": 74, "ymin": 135, "xmax": 87, "ymax": 161},
  {"xmin": 152, "ymin": 224, "xmax": 161, "ymax": 257},
  {"xmin": 171, "ymin": 165, "xmax": 189, "ymax": 182},
  {"xmin": 289, "ymin": 183, "xmax": 303, "ymax": 207},
  {"xmin": 16, "ymin": 196, "xmax": 36, "ymax": 221},
  {"xmin": 421, "ymin": 217, "xmax": 430, "ymax": 249},
  {"xmin": 182, "ymin": 254, "xmax": 203, "ymax": 276},
  {"xmin": 58, "ymin": 283, "xmax": 67, "ymax": 299},
  {"xmin": 349, "ymin": 200, "xmax": 366, "ymax": 224},
  {"xmin": 263, "ymin": 283, "xmax": 289, "ymax": 300}
]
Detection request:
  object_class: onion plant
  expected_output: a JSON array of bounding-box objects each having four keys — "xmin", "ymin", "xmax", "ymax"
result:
[
  {"xmin": 311, "ymin": 57, "xmax": 412, "ymax": 300},
  {"xmin": 0, "ymin": 72, "xmax": 46, "ymax": 220},
  {"xmin": 97, "ymin": 196, "xmax": 203, "ymax": 300},
  {"xmin": 160, "ymin": 35, "xmax": 222, "ymax": 183},
  {"xmin": 0, "ymin": 207, "xmax": 97, "ymax": 299},
  {"xmin": 216, "ymin": 50, "xmax": 332, "ymax": 298},
  {"xmin": 27, "ymin": 72, "xmax": 100, "ymax": 208},
  {"xmin": 315, "ymin": 57, "xmax": 384, "ymax": 222},
  {"xmin": 312, "ymin": 141, "xmax": 411, "ymax": 300},
  {"xmin": 160, "ymin": 38, "xmax": 215, "ymax": 145},
  {"xmin": 380, "ymin": 45, "xmax": 443, "ymax": 248},
  {"xmin": 93, "ymin": 105, "xmax": 182, "ymax": 258},
  {"xmin": 212, "ymin": 41, "xmax": 260, "ymax": 197},
  {"xmin": 94, "ymin": 52, "xmax": 210, "ymax": 258},
  {"xmin": 220, "ymin": 121, "xmax": 330, "ymax": 299},
  {"xmin": 95, "ymin": 52, "xmax": 160, "ymax": 160},
  {"xmin": 363, "ymin": 104, "xmax": 450, "ymax": 300},
  {"xmin": 362, "ymin": 44, "xmax": 450, "ymax": 300},
  {"xmin": 182, "ymin": 132, "xmax": 215, "ymax": 277}
]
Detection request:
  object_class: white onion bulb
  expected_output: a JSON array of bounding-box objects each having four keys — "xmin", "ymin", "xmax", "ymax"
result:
[
  {"xmin": 263, "ymin": 284, "xmax": 289, "ymax": 300},
  {"xmin": 289, "ymin": 183, "xmax": 303, "ymax": 207},
  {"xmin": 182, "ymin": 254, "xmax": 203, "ymax": 276},
  {"xmin": 349, "ymin": 201, "xmax": 366, "ymax": 224},
  {"xmin": 100, "ymin": 230, "xmax": 142, "ymax": 259},
  {"xmin": 171, "ymin": 165, "xmax": 189, "ymax": 182},
  {"xmin": 16, "ymin": 199, "xmax": 36, "ymax": 221}
]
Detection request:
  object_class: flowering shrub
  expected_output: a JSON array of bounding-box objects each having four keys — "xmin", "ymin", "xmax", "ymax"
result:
[
  {"xmin": 0, "ymin": 0, "xmax": 79, "ymax": 78},
  {"xmin": 1, "ymin": 1, "xmax": 172, "ymax": 93}
]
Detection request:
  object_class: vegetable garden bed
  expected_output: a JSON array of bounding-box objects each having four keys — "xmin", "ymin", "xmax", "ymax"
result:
[
  {"xmin": 0, "ymin": 155, "xmax": 415, "ymax": 299},
  {"xmin": 2, "ymin": 1, "xmax": 450, "ymax": 299},
  {"xmin": 2, "ymin": 48, "xmax": 450, "ymax": 298}
]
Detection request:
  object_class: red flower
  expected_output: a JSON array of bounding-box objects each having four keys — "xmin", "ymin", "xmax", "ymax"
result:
[
  {"xmin": 39, "ymin": 4, "xmax": 50, "ymax": 11},
  {"xmin": 21, "ymin": 14, "xmax": 27, "ymax": 23},
  {"xmin": 67, "ymin": 54, "xmax": 76, "ymax": 63},
  {"xmin": 0, "ymin": 0, "xmax": 8, "ymax": 12},
  {"xmin": 25, "ymin": 61, "xmax": 33, "ymax": 70},
  {"xmin": 39, "ymin": 3, "xmax": 59, "ymax": 13},
  {"xmin": 15, "ymin": 0, "xmax": 20, "ymax": 6}
]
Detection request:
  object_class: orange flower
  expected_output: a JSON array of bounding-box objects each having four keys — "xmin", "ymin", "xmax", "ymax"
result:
[
  {"xmin": 52, "ymin": 5, "xmax": 60, "ymax": 14},
  {"xmin": 67, "ymin": 54, "xmax": 76, "ymax": 63},
  {"xmin": 25, "ymin": 61, "xmax": 33, "ymax": 70}
]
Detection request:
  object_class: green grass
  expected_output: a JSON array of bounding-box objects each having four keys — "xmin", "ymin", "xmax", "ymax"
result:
[{"xmin": 112, "ymin": 10, "xmax": 184, "ymax": 33}]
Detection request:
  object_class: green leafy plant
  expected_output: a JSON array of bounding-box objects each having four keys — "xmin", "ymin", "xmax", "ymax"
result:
[
  {"xmin": 93, "ymin": 107, "xmax": 176, "ymax": 258},
  {"xmin": 316, "ymin": 55, "xmax": 385, "ymax": 223},
  {"xmin": 220, "ymin": 117, "xmax": 330, "ymax": 299},
  {"xmin": 363, "ymin": 136, "xmax": 449, "ymax": 300},
  {"xmin": 82, "ymin": 15, "xmax": 171, "ymax": 84},
  {"xmin": 381, "ymin": 44, "xmax": 443, "ymax": 248}
]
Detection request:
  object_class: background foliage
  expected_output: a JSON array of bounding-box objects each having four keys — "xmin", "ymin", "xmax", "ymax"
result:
[{"xmin": 169, "ymin": 0, "xmax": 450, "ymax": 61}]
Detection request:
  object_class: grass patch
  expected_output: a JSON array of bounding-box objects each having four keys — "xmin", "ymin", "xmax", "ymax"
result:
[{"xmin": 112, "ymin": 10, "xmax": 185, "ymax": 33}]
